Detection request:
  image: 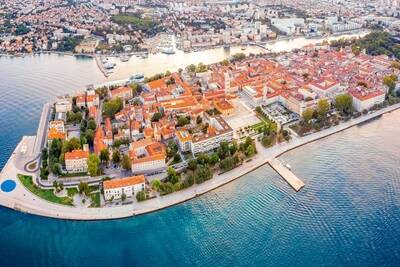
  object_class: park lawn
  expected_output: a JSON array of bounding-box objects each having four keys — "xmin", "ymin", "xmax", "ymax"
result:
[
  {"xmin": 111, "ymin": 14, "xmax": 156, "ymax": 29},
  {"xmin": 18, "ymin": 174, "xmax": 73, "ymax": 206},
  {"xmin": 67, "ymin": 187, "xmax": 78, "ymax": 197},
  {"xmin": 249, "ymin": 122, "xmax": 266, "ymax": 131},
  {"xmin": 89, "ymin": 192, "xmax": 101, "ymax": 208}
]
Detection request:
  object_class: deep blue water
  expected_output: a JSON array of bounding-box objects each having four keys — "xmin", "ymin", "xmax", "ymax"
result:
[{"xmin": 1, "ymin": 55, "xmax": 400, "ymax": 267}]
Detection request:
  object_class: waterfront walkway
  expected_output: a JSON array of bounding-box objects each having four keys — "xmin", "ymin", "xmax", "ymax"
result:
[{"xmin": 0, "ymin": 103, "xmax": 399, "ymax": 220}]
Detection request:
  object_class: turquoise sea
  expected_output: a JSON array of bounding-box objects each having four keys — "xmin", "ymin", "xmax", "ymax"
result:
[{"xmin": 0, "ymin": 55, "xmax": 400, "ymax": 267}]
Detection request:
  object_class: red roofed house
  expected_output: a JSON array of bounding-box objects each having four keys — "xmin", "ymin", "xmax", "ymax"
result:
[
  {"xmin": 349, "ymin": 88, "xmax": 385, "ymax": 112},
  {"xmin": 94, "ymin": 127, "xmax": 107, "ymax": 155},
  {"xmin": 86, "ymin": 94, "xmax": 100, "ymax": 108},
  {"xmin": 103, "ymin": 175, "xmax": 145, "ymax": 201},
  {"xmin": 129, "ymin": 139, "xmax": 166, "ymax": 174},
  {"xmin": 76, "ymin": 94, "xmax": 86, "ymax": 108},
  {"xmin": 104, "ymin": 118, "xmax": 113, "ymax": 146},
  {"xmin": 65, "ymin": 149, "xmax": 89, "ymax": 173},
  {"xmin": 109, "ymin": 86, "xmax": 133, "ymax": 101}
]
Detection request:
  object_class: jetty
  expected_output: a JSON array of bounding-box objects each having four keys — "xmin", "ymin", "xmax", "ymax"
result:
[
  {"xmin": 95, "ymin": 56, "xmax": 110, "ymax": 78},
  {"xmin": 268, "ymin": 159, "xmax": 305, "ymax": 192}
]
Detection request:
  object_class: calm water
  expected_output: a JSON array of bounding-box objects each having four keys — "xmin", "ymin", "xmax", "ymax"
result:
[{"xmin": 1, "ymin": 51, "xmax": 400, "ymax": 266}]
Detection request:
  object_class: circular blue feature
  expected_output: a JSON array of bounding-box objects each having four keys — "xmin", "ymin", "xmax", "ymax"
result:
[{"xmin": 1, "ymin": 180, "xmax": 16, "ymax": 192}]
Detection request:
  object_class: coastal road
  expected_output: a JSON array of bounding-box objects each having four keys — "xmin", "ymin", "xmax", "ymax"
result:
[{"xmin": 33, "ymin": 102, "xmax": 52, "ymax": 156}]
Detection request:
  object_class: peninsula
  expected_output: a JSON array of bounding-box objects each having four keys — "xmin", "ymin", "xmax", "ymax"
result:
[{"xmin": 1, "ymin": 36, "xmax": 400, "ymax": 220}]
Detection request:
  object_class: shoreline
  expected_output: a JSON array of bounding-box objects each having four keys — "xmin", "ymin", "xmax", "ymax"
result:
[
  {"xmin": 0, "ymin": 30, "xmax": 369, "ymax": 59},
  {"xmin": 0, "ymin": 103, "xmax": 399, "ymax": 221}
]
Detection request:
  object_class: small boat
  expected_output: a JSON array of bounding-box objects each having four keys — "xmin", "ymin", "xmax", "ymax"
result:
[
  {"xmin": 130, "ymin": 74, "xmax": 144, "ymax": 83},
  {"xmin": 161, "ymin": 47, "xmax": 175, "ymax": 54},
  {"xmin": 120, "ymin": 54, "xmax": 130, "ymax": 62},
  {"xmin": 104, "ymin": 62, "xmax": 115, "ymax": 69},
  {"xmin": 285, "ymin": 163, "xmax": 292, "ymax": 170}
]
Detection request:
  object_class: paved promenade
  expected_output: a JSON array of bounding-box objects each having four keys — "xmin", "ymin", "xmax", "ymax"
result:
[{"xmin": 0, "ymin": 103, "xmax": 399, "ymax": 220}]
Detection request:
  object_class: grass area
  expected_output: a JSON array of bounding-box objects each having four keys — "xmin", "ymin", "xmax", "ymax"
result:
[
  {"xmin": 249, "ymin": 122, "xmax": 265, "ymax": 131},
  {"xmin": 67, "ymin": 187, "xmax": 78, "ymax": 197},
  {"xmin": 111, "ymin": 13, "xmax": 157, "ymax": 30},
  {"xmin": 90, "ymin": 185, "xmax": 99, "ymax": 192},
  {"xmin": 89, "ymin": 192, "xmax": 101, "ymax": 208},
  {"xmin": 17, "ymin": 174, "xmax": 73, "ymax": 206},
  {"xmin": 27, "ymin": 162, "xmax": 37, "ymax": 170}
]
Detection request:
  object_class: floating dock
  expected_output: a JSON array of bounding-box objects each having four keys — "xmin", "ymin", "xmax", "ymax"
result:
[{"xmin": 268, "ymin": 159, "xmax": 305, "ymax": 192}]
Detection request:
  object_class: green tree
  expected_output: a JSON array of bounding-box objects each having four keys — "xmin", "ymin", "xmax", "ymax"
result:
[
  {"xmin": 335, "ymin": 93, "xmax": 353, "ymax": 114},
  {"xmin": 100, "ymin": 149, "xmax": 110, "ymax": 163},
  {"xmin": 194, "ymin": 165, "xmax": 212, "ymax": 184},
  {"xmin": 52, "ymin": 163, "xmax": 62, "ymax": 176},
  {"xmin": 103, "ymin": 98, "xmax": 123, "ymax": 118},
  {"xmin": 167, "ymin": 166, "xmax": 180, "ymax": 184},
  {"xmin": 245, "ymin": 144, "xmax": 256, "ymax": 157},
  {"xmin": 112, "ymin": 150, "xmax": 121, "ymax": 164},
  {"xmin": 151, "ymin": 112, "xmax": 162, "ymax": 122},
  {"xmin": 187, "ymin": 159, "xmax": 198, "ymax": 170},
  {"xmin": 219, "ymin": 156, "xmax": 236, "ymax": 172},
  {"xmin": 78, "ymin": 181, "xmax": 91, "ymax": 197},
  {"xmin": 383, "ymin": 74, "xmax": 398, "ymax": 94},
  {"xmin": 209, "ymin": 153, "xmax": 219, "ymax": 166},
  {"xmin": 196, "ymin": 153, "xmax": 209, "ymax": 165},
  {"xmin": 317, "ymin": 99, "xmax": 330, "ymax": 119},
  {"xmin": 302, "ymin": 108, "xmax": 314, "ymax": 123},
  {"xmin": 87, "ymin": 119, "xmax": 97, "ymax": 130},
  {"xmin": 177, "ymin": 116, "xmax": 190, "ymax": 127},
  {"xmin": 136, "ymin": 190, "xmax": 146, "ymax": 202},
  {"xmin": 229, "ymin": 140, "xmax": 238, "ymax": 155},
  {"xmin": 40, "ymin": 167, "xmax": 49, "ymax": 180},
  {"xmin": 129, "ymin": 83, "xmax": 141, "ymax": 96},
  {"xmin": 151, "ymin": 179, "xmax": 161, "ymax": 191},
  {"xmin": 121, "ymin": 154, "xmax": 132, "ymax": 170},
  {"xmin": 62, "ymin": 137, "xmax": 82, "ymax": 154},
  {"xmin": 217, "ymin": 141, "xmax": 230, "ymax": 159},
  {"xmin": 88, "ymin": 154, "xmax": 100, "ymax": 176},
  {"xmin": 85, "ymin": 129, "xmax": 95, "ymax": 144}
]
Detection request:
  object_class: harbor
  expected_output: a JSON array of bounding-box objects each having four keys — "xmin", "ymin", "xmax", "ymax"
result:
[{"xmin": 268, "ymin": 159, "xmax": 305, "ymax": 192}]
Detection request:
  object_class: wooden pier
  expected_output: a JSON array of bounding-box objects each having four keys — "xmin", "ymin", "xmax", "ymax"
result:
[{"xmin": 268, "ymin": 159, "xmax": 305, "ymax": 192}]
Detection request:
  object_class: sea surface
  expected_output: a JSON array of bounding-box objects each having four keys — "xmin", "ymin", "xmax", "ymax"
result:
[{"xmin": 1, "ymin": 52, "xmax": 400, "ymax": 267}]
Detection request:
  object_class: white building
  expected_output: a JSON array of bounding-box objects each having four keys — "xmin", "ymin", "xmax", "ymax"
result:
[
  {"xmin": 65, "ymin": 149, "xmax": 89, "ymax": 173},
  {"xmin": 49, "ymin": 120, "xmax": 65, "ymax": 133},
  {"xmin": 129, "ymin": 139, "xmax": 167, "ymax": 174},
  {"xmin": 191, "ymin": 115, "xmax": 233, "ymax": 154},
  {"xmin": 350, "ymin": 90, "xmax": 386, "ymax": 112},
  {"xmin": 270, "ymin": 18, "xmax": 305, "ymax": 35},
  {"xmin": 55, "ymin": 95, "xmax": 72, "ymax": 113},
  {"xmin": 175, "ymin": 130, "xmax": 192, "ymax": 153},
  {"xmin": 103, "ymin": 175, "xmax": 145, "ymax": 201}
]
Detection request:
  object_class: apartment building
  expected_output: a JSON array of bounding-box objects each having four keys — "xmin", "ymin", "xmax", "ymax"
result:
[{"xmin": 103, "ymin": 175, "xmax": 146, "ymax": 201}]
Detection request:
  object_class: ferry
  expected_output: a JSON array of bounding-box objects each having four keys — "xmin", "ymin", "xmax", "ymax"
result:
[{"xmin": 130, "ymin": 74, "xmax": 145, "ymax": 83}]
